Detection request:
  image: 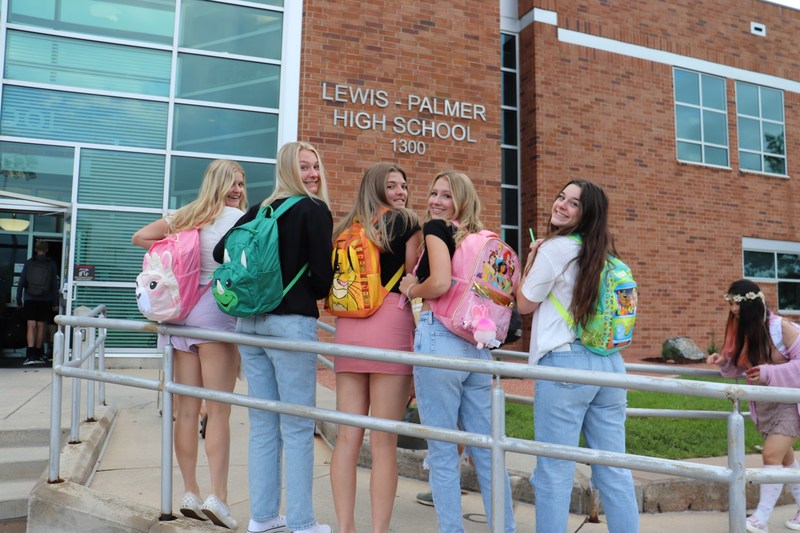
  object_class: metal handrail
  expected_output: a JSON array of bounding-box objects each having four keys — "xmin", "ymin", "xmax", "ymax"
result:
[{"xmin": 49, "ymin": 313, "xmax": 800, "ymax": 533}]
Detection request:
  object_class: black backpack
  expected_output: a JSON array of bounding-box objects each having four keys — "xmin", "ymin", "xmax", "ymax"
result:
[{"xmin": 25, "ymin": 259, "xmax": 52, "ymax": 296}]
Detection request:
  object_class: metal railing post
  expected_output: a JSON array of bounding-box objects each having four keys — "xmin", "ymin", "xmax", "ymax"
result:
[
  {"xmin": 728, "ymin": 400, "xmax": 747, "ymax": 533},
  {"xmin": 160, "ymin": 344, "xmax": 175, "ymax": 521},
  {"xmin": 69, "ymin": 328, "xmax": 83, "ymax": 444},
  {"xmin": 491, "ymin": 380, "xmax": 507, "ymax": 533},
  {"xmin": 98, "ymin": 313, "xmax": 107, "ymax": 405},
  {"xmin": 86, "ymin": 325, "xmax": 96, "ymax": 421},
  {"xmin": 48, "ymin": 329, "xmax": 65, "ymax": 483}
]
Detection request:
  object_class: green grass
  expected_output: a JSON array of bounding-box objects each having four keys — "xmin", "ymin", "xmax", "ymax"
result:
[{"xmin": 504, "ymin": 376, "xmax": 797, "ymax": 460}]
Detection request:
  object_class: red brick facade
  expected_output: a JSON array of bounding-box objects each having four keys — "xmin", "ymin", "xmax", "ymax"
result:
[
  {"xmin": 518, "ymin": 1, "xmax": 800, "ymax": 356},
  {"xmin": 298, "ymin": 1, "xmax": 800, "ymax": 357}
]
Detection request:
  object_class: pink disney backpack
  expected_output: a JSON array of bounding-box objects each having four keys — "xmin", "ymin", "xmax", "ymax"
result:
[
  {"xmin": 135, "ymin": 229, "xmax": 207, "ymax": 322},
  {"xmin": 428, "ymin": 230, "xmax": 521, "ymax": 348}
]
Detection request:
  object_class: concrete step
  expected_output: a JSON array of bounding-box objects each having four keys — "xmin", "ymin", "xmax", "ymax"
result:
[
  {"xmin": 0, "ymin": 479, "xmax": 37, "ymax": 521},
  {"xmin": 0, "ymin": 445, "xmax": 48, "ymax": 482}
]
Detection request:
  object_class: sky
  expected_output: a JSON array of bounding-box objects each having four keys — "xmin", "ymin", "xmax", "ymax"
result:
[{"xmin": 766, "ymin": 0, "xmax": 800, "ymax": 9}]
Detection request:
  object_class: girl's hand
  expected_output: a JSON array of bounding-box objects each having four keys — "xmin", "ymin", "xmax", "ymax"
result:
[
  {"xmin": 745, "ymin": 365, "xmax": 765, "ymax": 385},
  {"xmin": 524, "ymin": 239, "xmax": 543, "ymax": 276},
  {"xmin": 399, "ymin": 274, "xmax": 419, "ymax": 299},
  {"xmin": 706, "ymin": 353, "xmax": 724, "ymax": 366}
]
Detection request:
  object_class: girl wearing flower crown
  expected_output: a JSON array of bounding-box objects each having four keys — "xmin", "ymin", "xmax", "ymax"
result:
[{"xmin": 707, "ymin": 279, "xmax": 800, "ymax": 533}]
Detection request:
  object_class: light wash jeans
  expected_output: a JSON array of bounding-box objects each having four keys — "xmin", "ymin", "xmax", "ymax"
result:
[
  {"xmin": 413, "ymin": 311, "xmax": 516, "ymax": 533},
  {"xmin": 533, "ymin": 343, "xmax": 639, "ymax": 533},
  {"xmin": 237, "ymin": 314, "xmax": 319, "ymax": 531}
]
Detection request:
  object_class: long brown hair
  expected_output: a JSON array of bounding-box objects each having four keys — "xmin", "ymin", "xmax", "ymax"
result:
[
  {"xmin": 545, "ymin": 179, "xmax": 617, "ymax": 327},
  {"xmin": 720, "ymin": 279, "xmax": 771, "ymax": 369}
]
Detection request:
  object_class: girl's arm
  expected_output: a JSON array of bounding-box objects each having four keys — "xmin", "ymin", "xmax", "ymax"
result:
[
  {"xmin": 399, "ymin": 233, "xmax": 451, "ymax": 300},
  {"xmin": 404, "ymin": 229, "xmax": 423, "ymax": 274},
  {"xmin": 131, "ymin": 218, "xmax": 169, "ymax": 249},
  {"xmin": 757, "ymin": 321, "xmax": 800, "ymax": 387},
  {"xmin": 515, "ymin": 239, "xmax": 544, "ymax": 315}
]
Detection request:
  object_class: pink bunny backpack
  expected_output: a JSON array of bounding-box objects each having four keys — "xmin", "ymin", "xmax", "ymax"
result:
[{"xmin": 135, "ymin": 229, "xmax": 206, "ymax": 322}]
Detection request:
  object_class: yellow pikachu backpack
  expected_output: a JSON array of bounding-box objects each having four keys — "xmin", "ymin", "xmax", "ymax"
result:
[{"xmin": 325, "ymin": 216, "xmax": 403, "ymax": 318}]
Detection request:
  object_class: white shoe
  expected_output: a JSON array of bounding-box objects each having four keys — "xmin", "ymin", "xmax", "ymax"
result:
[
  {"xmin": 294, "ymin": 524, "xmax": 331, "ymax": 533},
  {"xmin": 248, "ymin": 515, "xmax": 287, "ymax": 533},
  {"xmin": 202, "ymin": 494, "xmax": 238, "ymax": 530},
  {"xmin": 179, "ymin": 492, "xmax": 207, "ymax": 521}
]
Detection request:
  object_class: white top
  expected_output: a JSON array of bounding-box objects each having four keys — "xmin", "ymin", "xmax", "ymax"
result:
[
  {"xmin": 521, "ymin": 236, "xmax": 581, "ymax": 364},
  {"xmin": 199, "ymin": 206, "xmax": 243, "ymax": 283}
]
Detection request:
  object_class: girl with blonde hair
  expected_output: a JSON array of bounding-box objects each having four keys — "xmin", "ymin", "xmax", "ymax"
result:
[
  {"xmin": 132, "ymin": 159, "xmax": 246, "ymax": 529},
  {"xmin": 398, "ymin": 170, "xmax": 516, "ymax": 533},
  {"xmin": 329, "ymin": 162, "xmax": 421, "ymax": 533},
  {"xmin": 214, "ymin": 141, "xmax": 333, "ymax": 533}
]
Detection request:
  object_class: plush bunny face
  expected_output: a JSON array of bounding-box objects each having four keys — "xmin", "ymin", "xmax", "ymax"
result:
[
  {"xmin": 468, "ymin": 304, "xmax": 499, "ymax": 349},
  {"xmin": 135, "ymin": 251, "xmax": 180, "ymax": 321}
]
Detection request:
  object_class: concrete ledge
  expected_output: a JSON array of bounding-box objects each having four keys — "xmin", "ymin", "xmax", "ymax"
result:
[{"xmin": 60, "ymin": 404, "xmax": 117, "ymax": 485}]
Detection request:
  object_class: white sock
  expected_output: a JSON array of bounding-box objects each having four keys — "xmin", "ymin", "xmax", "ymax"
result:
[
  {"xmin": 753, "ymin": 464, "xmax": 784, "ymax": 524},
  {"xmin": 788, "ymin": 461, "xmax": 800, "ymax": 507}
]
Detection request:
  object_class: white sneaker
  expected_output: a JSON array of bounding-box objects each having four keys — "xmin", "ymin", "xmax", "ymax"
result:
[
  {"xmin": 202, "ymin": 494, "xmax": 238, "ymax": 530},
  {"xmin": 787, "ymin": 510, "xmax": 800, "ymax": 531},
  {"xmin": 248, "ymin": 515, "xmax": 287, "ymax": 533},
  {"xmin": 179, "ymin": 492, "xmax": 207, "ymax": 521},
  {"xmin": 294, "ymin": 524, "xmax": 331, "ymax": 533}
]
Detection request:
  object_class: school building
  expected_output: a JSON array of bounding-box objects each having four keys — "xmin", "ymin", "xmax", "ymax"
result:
[{"xmin": 0, "ymin": 0, "xmax": 798, "ymax": 358}]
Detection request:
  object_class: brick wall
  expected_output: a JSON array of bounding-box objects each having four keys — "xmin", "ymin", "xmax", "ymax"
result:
[
  {"xmin": 299, "ymin": 0, "xmax": 502, "ymax": 229},
  {"xmin": 520, "ymin": 1, "xmax": 800, "ymax": 356}
]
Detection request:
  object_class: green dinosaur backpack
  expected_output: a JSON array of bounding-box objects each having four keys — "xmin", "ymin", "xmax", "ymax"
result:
[
  {"xmin": 548, "ymin": 234, "xmax": 637, "ymax": 356},
  {"xmin": 212, "ymin": 196, "xmax": 307, "ymax": 317}
]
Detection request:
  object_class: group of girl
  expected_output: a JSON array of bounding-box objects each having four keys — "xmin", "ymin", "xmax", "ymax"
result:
[
  {"xmin": 132, "ymin": 142, "xmax": 640, "ymax": 533},
  {"xmin": 133, "ymin": 139, "xmax": 800, "ymax": 533}
]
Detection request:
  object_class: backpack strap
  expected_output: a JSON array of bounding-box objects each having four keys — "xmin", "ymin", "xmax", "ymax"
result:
[
  {"xmin": 547, "ymin": 292, "xmax": 577, "ymax": 330},
  {"xmin": 282, "ymin": 263, "xmax": 309, "ymax": 297},
  {"xmin": 271, "ymin": 195, "xmax": 309, "ymax": 296},
  {"xmin": 385, "ymin": 265, "xmax": 404, "ymax": 292}
]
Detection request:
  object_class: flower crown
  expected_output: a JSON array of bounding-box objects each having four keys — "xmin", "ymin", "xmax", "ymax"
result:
[{"xmin": 723, "ymin": 291, "xmax": 765, "ymax": 303}]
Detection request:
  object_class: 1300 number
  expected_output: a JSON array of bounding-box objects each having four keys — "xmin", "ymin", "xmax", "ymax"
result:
[{"xmin": 391, "ymin": 139, "xmax": 427, "ymax": 155}]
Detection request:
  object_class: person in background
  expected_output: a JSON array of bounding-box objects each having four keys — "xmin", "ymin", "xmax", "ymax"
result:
[
  {"xmin": 707, "ymin": 279, "xmax": 800, "ymax": 533},
  {"xmin": 133, "ymin": 159, "xmax": 246, "ymax": 529},
  {"xmin": 17, "ymin": 239, "xmax": 58, "ymax": 366},
  {"xmin": 214, "ymin": 141, "xmax": 333, "ymax": 533},
  {"xmin": 329, "ymin": 162, "xmax": 421, "ymax": 533},
  {"xmin": 398, "ymin": 170, "xmax": 516, "ymax": 533},
  {"xmin": 515, "ymin": 179, "xmax": 639, "ymax": 533}
]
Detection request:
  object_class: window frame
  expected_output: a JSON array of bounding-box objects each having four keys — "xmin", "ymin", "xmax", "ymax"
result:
[
  {"xmin": 673, "ymin": 67, "xmax": 730, "ymax": 169},
  {"xmin": 742, "ymin": 237, "xmax": 800, "ymax": 314},
  {"xmin": 735, "ymin": 81, "xmax": 787, "ymax": 177}
]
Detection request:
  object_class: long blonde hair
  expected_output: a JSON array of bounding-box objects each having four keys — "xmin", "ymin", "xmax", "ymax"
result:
[
  {"xmin": 422, "ymin": 170, "xmax": 483, "ymax": 245},
  {"xmin": 262, "ymin": 141, "xmax": 329, "ymax": 207},
  {"xmin": 333, "ymin": 163, "xmax": 417, "ymax": 252},
  {"xmin": 168, "ymin": 160, "xmax": 247, "ymax": 234}
]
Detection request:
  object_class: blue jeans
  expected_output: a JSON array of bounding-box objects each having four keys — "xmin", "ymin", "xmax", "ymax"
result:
[
  {"xmin": 533, "ymin": 344, "xmax": 639, "ymax": 533},
  {"xmin": 237, "ymin": 314, "xmax": 319, "ymax": 531},
  {"xmin": 413, "ymin": 311, "xmax": 516, "ymax": 533}
]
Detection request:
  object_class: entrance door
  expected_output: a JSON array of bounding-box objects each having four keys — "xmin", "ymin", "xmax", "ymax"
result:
[{"xmin": 0, "ymin": 193, "xmax": 70, "ymax": 356}]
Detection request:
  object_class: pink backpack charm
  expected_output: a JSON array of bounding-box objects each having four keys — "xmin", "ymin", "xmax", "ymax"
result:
[
  {"xmin": 427, "ymin": 230, "xmax": 520, "ymax": 348},
  {"xmin": 135, "ymin": 228, "xmax": 207, "ymax": 322},
  {"xmin": 470, "ymin": 304, "xmax": 498, "ymax": 349}
]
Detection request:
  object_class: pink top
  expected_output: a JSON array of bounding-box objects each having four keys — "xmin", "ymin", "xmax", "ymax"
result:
[{"xmin": 719, "ymin": 312, "xmax": 800, "ymax": 424}]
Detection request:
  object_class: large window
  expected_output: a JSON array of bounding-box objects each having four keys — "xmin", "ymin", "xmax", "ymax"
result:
[
  {"xmin": 743, "ymin": 238, "xmax": 800, "ymax": 312},
  {"xmin": 501, "ymin": 32, "xmax": 520, "ymax": 253},
  {"xmin": 736, "ymin": 82, "xmax": 786, "ymax": 176},
  {"xmin": 673, "ymin": 68, "xmax": 729, "ymax": 167},
  {"xmin": 1, "ymin": 0, "xmax": 291, "ymax": 351}
]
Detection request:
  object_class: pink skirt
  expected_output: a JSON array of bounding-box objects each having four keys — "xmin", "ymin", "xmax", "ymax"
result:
[
  {"xmin": 158, "ymin": 287, "xmax": 236, "ymax": 354},
  {"xmin": 333, "ymin": 292, "xmax": 414, "ymax": 375}
]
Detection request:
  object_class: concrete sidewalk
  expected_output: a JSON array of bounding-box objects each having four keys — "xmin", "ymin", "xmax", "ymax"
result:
[{"xmin": 2, "ymin": 364, "xmax": 799, "ymax": 532}]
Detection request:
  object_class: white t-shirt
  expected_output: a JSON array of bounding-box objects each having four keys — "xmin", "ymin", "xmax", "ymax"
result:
[
  {"xmin": 521, "ymin": 236, "xmax": 581, "ymax": 365},
  {"xmin": 199, "ymin": 206, "xmax": 243, "ymax": 283}
]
